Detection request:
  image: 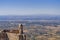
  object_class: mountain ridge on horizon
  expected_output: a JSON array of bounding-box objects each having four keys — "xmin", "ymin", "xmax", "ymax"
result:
[{"xmin": 0, "ymin": 15, "xmax": 60, "ymax": 20}]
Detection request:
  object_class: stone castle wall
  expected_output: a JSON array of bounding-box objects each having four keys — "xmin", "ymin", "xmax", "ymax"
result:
[
  {"xmin": 0, "ymin": 24, "xmax": 26, "ymax": 40},
  {"xmin": 7, "ymin": 32, "xmax": 19, "ymax": 40}
]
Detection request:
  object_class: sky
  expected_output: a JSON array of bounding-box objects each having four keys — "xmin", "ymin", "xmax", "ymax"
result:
[{"xmin": 0, "ymin": 0, "xmax": 60, "ymax": 15}]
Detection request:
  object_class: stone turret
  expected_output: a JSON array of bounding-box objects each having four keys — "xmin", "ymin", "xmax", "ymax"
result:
[
  {"xmin": 19, "ymin": 24, "xmax": 23, "ymax": 34},
  {"xmin": 18, "ymin": 24, "xmax": 26, "ymax": 40}
]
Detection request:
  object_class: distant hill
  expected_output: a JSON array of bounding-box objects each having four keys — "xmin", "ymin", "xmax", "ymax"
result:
[{"xmin": 0, "ymin": 15, "xmax": 60, "ymax": 20}]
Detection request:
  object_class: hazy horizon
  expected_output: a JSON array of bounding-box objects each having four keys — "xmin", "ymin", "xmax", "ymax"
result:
[{"xmin": 0, "ymin": 0, "xmax": 60, "ymax": 15}]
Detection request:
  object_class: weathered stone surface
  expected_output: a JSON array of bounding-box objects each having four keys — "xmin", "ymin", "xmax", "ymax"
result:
[
  {"xmin": 0, "ymin": 24, "xmax": 26, "ymax": 40},
  {"xmin": 7, "ymin": 32, "xmax": 18, "ymax": 40}
]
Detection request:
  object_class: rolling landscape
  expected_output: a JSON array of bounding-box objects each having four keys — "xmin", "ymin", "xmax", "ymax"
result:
[{"xmin": 0, "ymin": 15, "xmax": 60, "ymax": 40}]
